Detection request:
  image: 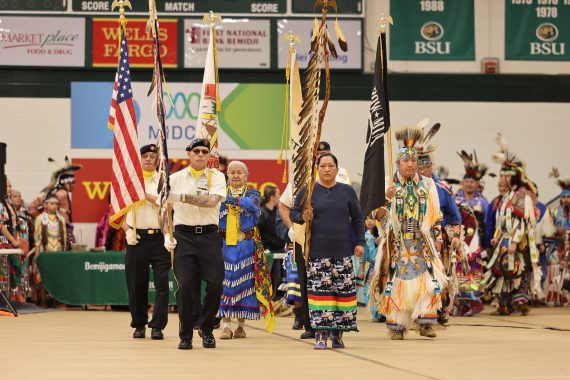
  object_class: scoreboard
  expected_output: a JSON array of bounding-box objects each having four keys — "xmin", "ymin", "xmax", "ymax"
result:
[{"xmin": 1, "ymin": 0, "xmax": 365, "ymax": 15}]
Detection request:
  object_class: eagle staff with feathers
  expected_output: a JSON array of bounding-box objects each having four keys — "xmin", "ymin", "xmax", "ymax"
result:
[
  {"xmin": 146, "ymin": 0, "xmax": 174, "ymax": 258},
  {"xmin": 292, "ymin": 0, "xmax": 348, "ymax": 263}
]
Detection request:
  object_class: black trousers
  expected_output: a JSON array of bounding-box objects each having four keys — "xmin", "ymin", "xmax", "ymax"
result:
[
  {"xmin": 125, "ymin": 233, "xmax": 171, "ymax": 329},
  {"xmin": 173, "ymin": 228, "xmax": 224, "ymax": 340},
  {"xmin": 294, "ymin": 242, "xmax": 312, "ymax": 331}
]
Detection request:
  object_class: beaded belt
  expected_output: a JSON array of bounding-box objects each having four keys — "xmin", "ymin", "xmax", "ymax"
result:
[{"xmin": 219, "ymin": 228, "xmax": 255, "ymax": 241}]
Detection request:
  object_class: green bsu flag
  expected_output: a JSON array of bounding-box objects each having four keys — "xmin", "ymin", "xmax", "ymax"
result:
[
  {"xmin": 389, "ymin": 0, "xmax": 475, "ymax": 60},
  {"xmin": 506, "ymin": 0, "xmax": 570, "ymax": 61}
]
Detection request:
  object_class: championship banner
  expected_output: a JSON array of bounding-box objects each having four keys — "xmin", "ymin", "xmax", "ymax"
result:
[
  {"xmin": 73, "ymin": 158, "xmax": 286, "ymax": 223},
  {"xmin": 184, "ymin": 19, "xmax": 271, "ymax": 69},
  {"xmin": 92, "ymin": 18, "xmax": 178, "ymax": 67},
  {"xmin": 0, "ymin": 17, "xmax": 85, "ymax": 67},
  {"xmin": 71, "ymin": 82, "xmax": 285, "ymax": 150},
  {"xmin": 389, "ymin": 0, "xmax": 475, "ymax": 60},
  {"xmin": 505, "ymin": 0, "xmax": 570, "ymax": 61}
]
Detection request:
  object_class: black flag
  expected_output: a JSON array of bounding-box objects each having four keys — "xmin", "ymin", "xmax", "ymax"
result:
[{"xmin": 360, "ymin": 33, "xmax": 390, "ymax": 218}]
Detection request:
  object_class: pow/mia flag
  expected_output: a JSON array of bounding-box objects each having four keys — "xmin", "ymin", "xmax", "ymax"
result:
[{"xmin": 360, "ymin": 33, "xmax": 390, "ymax": 218}]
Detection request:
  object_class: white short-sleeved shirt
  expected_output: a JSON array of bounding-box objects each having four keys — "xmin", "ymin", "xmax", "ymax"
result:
[
  {"xmin": 279, "ymin": 167, "xmax": 350, "ymax": 208},
  {"xmin": 170, "ymin": 167, "xmax": 227, "ymax": 226},
  {"xmin": 126, "ymin": 172, "xmax": 160, "ymax": 229}
]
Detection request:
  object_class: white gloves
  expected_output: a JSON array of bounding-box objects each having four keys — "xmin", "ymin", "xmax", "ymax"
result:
[
  {"xmin": 164, "ymin": 233, "xmax": 177, "ymax": 250},
  {"xmin": 288, "ymin": 226, "xmax": 295, "ymax": 242},
  {"xmin": 126, "ymin": 229, "xmax": 139, "ymax": 246}
]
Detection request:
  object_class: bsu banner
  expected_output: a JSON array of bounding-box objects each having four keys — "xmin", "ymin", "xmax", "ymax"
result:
[
  {"xmin": 505, "ymin": 0, "xmax": 569, "ymax": 61},
  {"xmin": 389, "ymin": 0, "xmax": 475, "ymax": 60}
]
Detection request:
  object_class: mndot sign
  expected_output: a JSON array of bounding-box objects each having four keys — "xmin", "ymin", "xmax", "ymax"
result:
[
  {"xmin": 389, "ymin": 0, "xmax": 475, "ymax": 60},
  {"xmin": 73, "ymin": 0, "xmax": 286, "ymax": 14},
  {"xmin": 71, "ymin": 82, "xmax": 285, "ymax": 150},
  {"xmin": 505, "ymin": 0, "xmax": 570, "ymax": 61}
]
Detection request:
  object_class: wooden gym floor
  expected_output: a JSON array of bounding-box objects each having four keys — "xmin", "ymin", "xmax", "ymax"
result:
[{"xmin": 1, "ymin": 306, "xmax": 570, "ymax": 379}]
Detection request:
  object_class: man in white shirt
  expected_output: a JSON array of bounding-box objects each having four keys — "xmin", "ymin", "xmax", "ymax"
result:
[
  {"xmin": 166, "ymin": 138, "xmax": 226, "ymax": 350},
  {"xmin": 123, "ymin": 144, "xmax": 171, "ymax": 341}
]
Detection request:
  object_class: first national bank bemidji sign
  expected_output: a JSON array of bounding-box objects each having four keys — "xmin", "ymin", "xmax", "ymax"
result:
[{"xmin": 91, "ymin": 18, "xmax": 178, "ymax": 68}]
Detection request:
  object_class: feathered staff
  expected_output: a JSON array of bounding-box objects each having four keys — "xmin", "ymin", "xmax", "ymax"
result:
[
  {"xmin": 146, "ymin": 0, "xmax": 173, "ymax": 254},
  {"xmin": 293, "ymin": 0, "xmax": 348, "ymax": 263}
]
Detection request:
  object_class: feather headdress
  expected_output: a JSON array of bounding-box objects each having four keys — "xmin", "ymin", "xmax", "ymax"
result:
[
  {"xmin": 491, "ymin": 133, "xmax": 523, "ymax": 174},
  {"xmin": 549, "ymin": 167, "xmax": 570, "ymax": 196},
  {"xmin": 393, "ymin": 119, "xmax": 439, "ymax": 161},
  {"xmin": 415, "ymin": 119, "xmax": 441, "ymax": 157},
  {"xmin": 457, "ymin": 150, "xmax": 488, "ymax": 181},
  {"xmin": 491, "ymin": 133, "xmax": 537, "ymax": 194},
  {"xmin": 43, "ymin": 156, "xmax": 83, "ymax": 194}
]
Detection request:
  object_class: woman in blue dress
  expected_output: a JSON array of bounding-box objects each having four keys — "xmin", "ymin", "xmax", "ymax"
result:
[{"xmin": 218, "ymin": 161, "xmax": 273, "ymax": 339}]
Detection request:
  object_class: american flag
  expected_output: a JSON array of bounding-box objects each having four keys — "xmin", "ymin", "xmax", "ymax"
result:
[{"xmin": 108, "ymin": 26, "xmax": 146, "ymax": 229}]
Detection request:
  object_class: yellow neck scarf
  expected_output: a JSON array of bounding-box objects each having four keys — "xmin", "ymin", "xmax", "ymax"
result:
[
  {"xmin": 226, "ymin": 185, "xmax": 246, "ymax": 246},
  {"xmin": 189, "ymin": 166, "xmax": 205, "ymax": 179},
  {"xmin": 142, "ymin": 170, "xmax": 154, "ymax": 180}
]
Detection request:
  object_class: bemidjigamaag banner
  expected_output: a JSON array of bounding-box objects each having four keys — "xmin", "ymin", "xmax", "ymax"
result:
[
  {"xmin": 505, "ymin": 0, "xmax": 570, "ymax": 61},
  {"xmin": 389, "ymin": 0, "xmax": 475, "ymax": 61}
]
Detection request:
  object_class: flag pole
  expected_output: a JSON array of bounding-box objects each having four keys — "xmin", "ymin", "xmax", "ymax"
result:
[{"xmin": 378, "ymin": 15, "xmax": 393, "ymax": 185}]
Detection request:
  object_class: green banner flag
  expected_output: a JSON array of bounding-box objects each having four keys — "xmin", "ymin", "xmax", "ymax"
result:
[
  {"xmin": 506, "ymin": 0, "xmax": 570, "ymax": 61},
  {"xmin": 36, "ymin": 251, "xmax": 177, "ymax": 305},
  {"xmin": 389, "ymin": 0, "xmax": 475, "ymax": 60}
]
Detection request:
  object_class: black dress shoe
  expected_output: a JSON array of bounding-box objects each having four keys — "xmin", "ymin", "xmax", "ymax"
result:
[
  {"xmin": 300, "ymin": 329, "xmax": 315, "ymax": 339},
  {"xmin": 202, "ymin": 331, "xmax": 216, "ymax": 348},
  {"xmin": 178, "ymin": 339, "xmax": 193, "ymax": 350},
  {"xmin": 133, "ymin": 327, "xmax": 145, "ymax": 339},
  {"xmin": 151, "ymin": 328, "xmax": 164, "ymax": 340}
]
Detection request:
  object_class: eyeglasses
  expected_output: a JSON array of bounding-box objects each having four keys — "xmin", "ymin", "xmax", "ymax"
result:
[{"xmin": 191, "ymin": 148, "xmax": 210, "ymax": 155}]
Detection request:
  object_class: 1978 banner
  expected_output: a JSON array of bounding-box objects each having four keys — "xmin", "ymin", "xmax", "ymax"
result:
[{"xmin": 505, "ymin": 0, "xmax": 570, "ymax": 61}]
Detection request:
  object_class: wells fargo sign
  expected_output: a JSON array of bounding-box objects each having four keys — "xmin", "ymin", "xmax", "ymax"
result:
[
  {"xmin": 92, "ymin": 18, "xmax": 178, "ymax": 67},
  {"xmin": 73, "ymin": 158, "xmax": 286, "ymax": 223}
]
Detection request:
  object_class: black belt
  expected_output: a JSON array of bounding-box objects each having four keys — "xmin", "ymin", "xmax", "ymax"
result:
[
  {"xmin": 175, "ymin": 224, "xmax": 218, "ymax": 234},
  {"xmin": 132, "ymin": 228, "xmax": 162, "ymax": 235}
]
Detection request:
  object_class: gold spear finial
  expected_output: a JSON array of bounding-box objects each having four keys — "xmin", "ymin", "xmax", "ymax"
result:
[
  {"xmin": 146, "ymin": 0, "xmax": 157, "ymax": 37},
  {"xmin": 281, "ymin": 31, "xmax": 301, "ymax": 51},
  {"xmin": 377, "ymin": 14, "xmax": 394, "ymax": 34},
  {"xmin": 111, "ymin": 0, "xmax": 132, "ymax": 21},
  {"xmin": 202, "ymin": 11, "xmax": 222, "ymax": 26}
]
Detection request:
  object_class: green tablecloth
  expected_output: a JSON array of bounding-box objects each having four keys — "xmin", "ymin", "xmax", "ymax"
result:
[
  {"xmin": 36, "ymin": 251, "xmax": 176, "ymax": 306},
  {"xmin": 36, "ymin": 250, "xmax": 276, "ymax": 306}
]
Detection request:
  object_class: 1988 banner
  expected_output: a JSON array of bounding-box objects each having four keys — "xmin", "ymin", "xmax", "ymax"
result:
[{"xmin": 389, "ymin": 0, "xmax": 475, "ymax": 60}]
